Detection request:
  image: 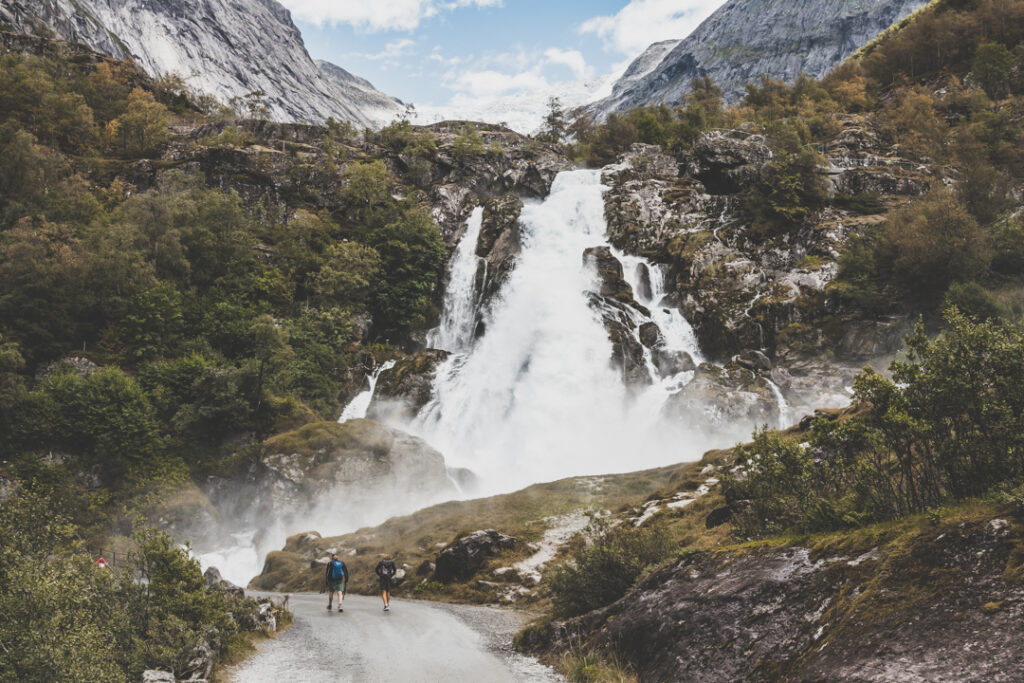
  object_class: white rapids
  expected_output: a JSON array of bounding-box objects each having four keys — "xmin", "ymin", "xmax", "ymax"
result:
[
  {"xmin": 339, "ymin": 360, "xmax": 398, "ymax": 422},
  {"xmin": 408, "ymin": 170, "xmax": 726, "ymax": 493}
]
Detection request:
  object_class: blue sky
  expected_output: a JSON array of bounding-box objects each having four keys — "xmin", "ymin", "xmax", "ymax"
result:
[{"xmin": 280, "ymin": 0, "xmax": 727, "ymax": 129}]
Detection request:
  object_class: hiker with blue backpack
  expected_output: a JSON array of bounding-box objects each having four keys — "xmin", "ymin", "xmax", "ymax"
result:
[{"xmin": 325, "ymin": 553, "xmax": 348, "ymax": 612}]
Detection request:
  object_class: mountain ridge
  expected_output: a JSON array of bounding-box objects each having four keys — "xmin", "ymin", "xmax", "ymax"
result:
[
  {"xmin": 587, "ymin": 0, "xmax": 929, "ymax": 119},
  {"xmin": 0, "ymin": 0, "xmax": 405, "ymax": 127}
]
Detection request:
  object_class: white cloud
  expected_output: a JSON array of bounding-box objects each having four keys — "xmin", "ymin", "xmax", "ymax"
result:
[
  {"xmin": 580, "ymin": 0, "xmax": 724, "ymax": 56},
  {"xmin": 544, "ymin": 48, "xmax": 589, "ymax": 80},
  {"xmin": 447, "ymin": 69, "xmax": 549, "ymax": 98},
  {"xmin": 360, "ymin": 38, "xmax": 416, "ymax": 61},
  {"xmin": 282, "ymin": 0, "xmax": 501, "ymax": 32}
]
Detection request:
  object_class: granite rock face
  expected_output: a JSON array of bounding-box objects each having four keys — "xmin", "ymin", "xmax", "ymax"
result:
[
  {"xmin": 0, "ymin": 0, "xmax": 404, "ymax": 126},
  {"xmin": 544, "ymin": 518, "xmax": 1024, "ymax": 682},
  {"xmin": 588, "ymin": 0, "xmax": 928, "ymax": 118}
]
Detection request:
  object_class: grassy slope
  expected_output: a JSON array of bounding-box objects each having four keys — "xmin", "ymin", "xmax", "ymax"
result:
[{"xmin": 251, "ymin": 458, "xmax": 712, "ymax": 597}]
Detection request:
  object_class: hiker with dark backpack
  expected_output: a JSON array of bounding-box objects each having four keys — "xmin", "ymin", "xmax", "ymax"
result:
[
  {"xmin": 375, "ymin": 554, "xmax": 396, "ymax": 611},
  {"xmin": 325, "ymin": 553, "xmax": 348, "ymax": 612}
]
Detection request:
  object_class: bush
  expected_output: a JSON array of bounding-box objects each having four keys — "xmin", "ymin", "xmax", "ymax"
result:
[
  {"xmin": 879, "ymin": 189, "xmax": 991, "ymax": 306},
  {"xmin": 548, "ymin": 520, "xmax": 670, "ymax": 618},
  {"xmin": 726, "ymin": 310, "xmax": 1024, "ymax": 537},
  {"xmin": 0, "ymin": 491, "xmax": 279, "ymax": 681},
  {"xmin": 942, "ymin": 282, "xmax": 1004, "ymax": 321}
]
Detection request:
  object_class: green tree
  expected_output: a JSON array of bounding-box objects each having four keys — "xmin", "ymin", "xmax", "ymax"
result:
[
  {"xmin": 367, "ymin": 209, "xmax": 445, "ymax": 339},
  {"xmin": 972, "ymin": 42, "xmax": 1013, "ymax": 99},
  {"xmin": 538, "ymin": 97, "xmax": 567, "ymax": 143},
  {"xmin": 106, "ymin": 87, "xmax": 170, "ymax": 157},
  {"xmin": 312, "ymin": 242, "xmax": 382, "ymax": 309},
  {"xmin": 879, "ymin": 189, "xmax": 991, "ymax": 305},
  {"xmin": 453, "ymin": 125, "xmax": 485, "ymax": 158}
]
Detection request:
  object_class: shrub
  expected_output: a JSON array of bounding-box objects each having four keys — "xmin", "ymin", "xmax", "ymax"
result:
[
  {"xmin": 879, "ymin": 189, "xmax": 990, "ymax": 306},
  {"xmin": 548, "ymin": 520, "xmax": 670, "ymax": 618},
  {"xmin": 942, "ymin": 282, "xmax": 1004, "ymax": 321}
]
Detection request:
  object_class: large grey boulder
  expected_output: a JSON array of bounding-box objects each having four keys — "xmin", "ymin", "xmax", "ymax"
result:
[
  {"xmin": 547, "ymin": 519, "xmax": 1024, "ymax": 682},
  {"xmin": 433, "ymin": 530, "xmax": 519, "ymax": 584}
]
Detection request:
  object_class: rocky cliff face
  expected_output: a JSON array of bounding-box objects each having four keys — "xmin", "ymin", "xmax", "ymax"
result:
[
  {"xmin": 0, "ymin": 0, "xmax": 405, "ymax": 126},
  {"xmin": 539, "ymin": 514, "xmax": 1024, "ymax": 682},
  {"xmin": 588, "ymin": 0, "xmax": 928, "ymax": 118},
  {"xmin": 597, "ymin": 118, "xmax": 931, "ymax": 418}
]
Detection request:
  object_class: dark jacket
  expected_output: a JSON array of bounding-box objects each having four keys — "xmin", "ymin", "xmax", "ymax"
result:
[{"xmin": 375, "ymin": 558, "xmax": 396, "ymax": 578}]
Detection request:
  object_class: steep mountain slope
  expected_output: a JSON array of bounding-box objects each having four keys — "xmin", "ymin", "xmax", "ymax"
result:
[
  {"xmin": 0, "ymin": 0, "xmax": 405, "ymax": 126},
  {"xmin": 588, "ymin": 0, "xmax": 928, "ymax": 118}
]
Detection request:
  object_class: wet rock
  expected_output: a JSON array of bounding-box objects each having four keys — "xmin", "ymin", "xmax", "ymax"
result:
[
  {"xmin": 584, "ymin": 247, "xmax": 652, "ymax": 386},
  {"xmin": 638, "ymin": 322, "xmax": 662, "ymax": 348},
  {"xmin": 684, "ymin": 131, "xmax": 772, "ymax": 194},
  {"xmin": 433, "ymin": 529, "xmax": 519, "ymax": 584},
  {"xmin": 203, "ymin": 566, "xmax": 244, "ymax": 597},
  {"xmin": 734, "ymin": 349, "xmax": 771, "ymax": 372},
  {"xmin": 663, "ymin": 363, "xmax": 778, "ymax": 433},
  {"xmin": 583, "ymin": 247, "xmax": 634, "ymax": 303},
  {"xmin": 652, "ymin": 348, "xmax": 696, "ymax": 376},
  {"xmin": 142, "ymin": 672, "xmax": 175, "ymax": 683},
  {"xmin": 477, "ymin": 194, "xmax": 523, "ymax": 309},
  {"xmin": 368, "ymin": 350, "xmax": 450, "ymax": 422}
]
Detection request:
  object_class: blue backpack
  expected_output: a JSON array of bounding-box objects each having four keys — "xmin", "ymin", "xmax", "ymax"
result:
[{"xmin": 329, "ymin": 559, "xmax": 346, "ymax": 581}]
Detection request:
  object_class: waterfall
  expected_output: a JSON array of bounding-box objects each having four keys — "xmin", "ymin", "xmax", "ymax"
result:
[
  {"xmin": 765, "ymin": 378, "xmax": 792, "ymax": 430},
  {"xmin": 409, "ymin": 170, "xmax": 721, "ymax": 492},
  {"xmin": 428, "ymin": 207, "xmax": 485, "ymax": 353},
  {"xmin": 338, "ymin": 360, "xmax": 397, "ymax": 422}
]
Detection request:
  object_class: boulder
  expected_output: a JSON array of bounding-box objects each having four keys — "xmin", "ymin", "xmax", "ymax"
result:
[
  {"xmin": 203, "ymin": 566, "xmax": 244, "ymax": 597},
  {"xmin": 652, "ymin": 348, "xmax": 696, "ymax": 376},
  {"xmin": 368, "ymin": 350, "xmax": 450, "ymax": 422},
  {"xmin": 638, "ymin": 322, "xmax": 662, "ymax": 348},
  {"xmin": 433, "ymin": 529, "xmax": 518, "ymax": 583},
  {"xmin": 733, "ymin": 349, "xmax": 771, "ymax": 372},
  {"xmin": 684, "ymin": 131, "xmax": 772, "ymax": 194},
  {"xmin": 663, "ymin": 363, "xmax": 779, "ymax": 433},
  {"xmin": 142, "ymin": 672, "xmax": 175, "ymax": 683}
]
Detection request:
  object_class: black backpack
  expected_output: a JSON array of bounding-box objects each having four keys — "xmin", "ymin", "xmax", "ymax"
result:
[{"xmin": 379, "ymin": 560, "xmax": 395, "ymax": 577}]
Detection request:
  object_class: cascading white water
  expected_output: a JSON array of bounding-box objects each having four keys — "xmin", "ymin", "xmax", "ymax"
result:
[
  {"xmin": 428, "ymin": 207, "xmax": 486, "ymax": 353},
  {"xmin": 410, "ymin": 170, "xmax": 732, "ymax": 492},
  {"xmin": 338, "ymin": 360, "xmax": 397, "ymax": 422}
]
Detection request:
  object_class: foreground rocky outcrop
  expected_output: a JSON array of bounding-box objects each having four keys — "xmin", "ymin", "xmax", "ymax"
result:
[
  {"xmin": 433, "ymin": 530, "xmax": 519, "ymax": 584},
  {"xmin": 536, "ymin": 514, "xmax": 1024, "ymax": 682}
]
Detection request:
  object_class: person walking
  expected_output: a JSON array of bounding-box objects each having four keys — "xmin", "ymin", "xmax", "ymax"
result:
[
  {"xmin": 374, "ymin": 554, "xmax": 397, "ymax": 611},
  {"xmin": 325, "ymin": 553, "xmax": 348, "ymax": 612}
]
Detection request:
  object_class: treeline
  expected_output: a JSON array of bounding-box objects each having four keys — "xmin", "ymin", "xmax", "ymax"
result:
[
  {"xmin": 0, "ymin": 52, "xmax": 444, "ymax": 505},
  {"xmin": 725, "ymin": 310, "xmax": 1024, "ymax": 535}
]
